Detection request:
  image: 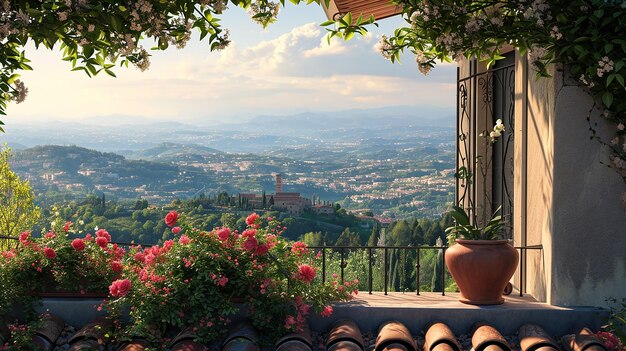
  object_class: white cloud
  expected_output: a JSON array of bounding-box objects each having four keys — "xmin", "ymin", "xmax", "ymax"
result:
[
  {"xmin": 8, "ymin": 20, "xmax": 455, "ymax": 123},
  {"xmin": 303, "ymin": 37, "xmax": 347, "ymax": 58}
]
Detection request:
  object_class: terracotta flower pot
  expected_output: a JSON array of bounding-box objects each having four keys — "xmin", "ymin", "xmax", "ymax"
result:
[{"xmin": 445, "ymin": 240, "xmax": 518, "ymax": 305}]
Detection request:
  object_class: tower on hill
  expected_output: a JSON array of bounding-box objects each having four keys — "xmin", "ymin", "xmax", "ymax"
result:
[{"xmin": 275, "ymin": 173, "xmax": 283, "ymax": 193}]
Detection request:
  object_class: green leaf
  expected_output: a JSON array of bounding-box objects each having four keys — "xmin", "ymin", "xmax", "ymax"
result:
[
  {"xmin": 603, "ymin": 91, "xmax": 614, "ymax": 108},
  {"xmin": 82, "ymin": 46, "xmax": 94, "ymax": 59},
  {"xmin": 6, "ymin": 74, "xmax": 19, "ymax": 85},
  {"xmin": 607, "ymin": 74, "xmax": 615, "ymax": 86},
  {"xmin": 615, "ymin": 74, "xmax": 625, "ymax": 87}
]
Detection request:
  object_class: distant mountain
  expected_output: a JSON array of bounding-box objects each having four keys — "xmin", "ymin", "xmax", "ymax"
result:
[
  {"xmin": 127, "ymin": 142, "xmax": 223, "ymax": 161},
  {"xmin": 212, "ymin": 106, "xmax": 455, "ymax": 138},
  {"xmin": 5, "ymin": 142, "xmax": 28, "ymax": 150},
  {"xmin": 11, "ymin": 145, "xmax": 223, "ymax": 204}
]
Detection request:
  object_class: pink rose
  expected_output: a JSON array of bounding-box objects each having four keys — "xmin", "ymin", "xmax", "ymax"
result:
[
  {"xmin": 71, "ymin": 238, "xmax": 86, "ymax": 251},
  {"xmin": 291, "ymin": 242, "xmax": 308, "ymax": 256},
  {"xmin": 241, "ymin": 229, "xmax": 257, "ymax": 238},
  {"xmin": 242, "ymin": 236, "xmax": 258, "ymax": 252},
  {"xmin": 134, "ymin": 252, "xmax": 145, "ymax": 263},
  {"xmin": 297, "ymin": 264, "xmax": 316, "ymax": 283},
  {"xmin": 19, "ymin": 231, "xmax": 30, "ymax": 244},
  {"xmin": 96, "ymin": 236, "xmax": 109, "ymax": 248},
  {"xmin": 217, "ymin": 228, "xmax": 231, "ymax": 241},
  {"xmin": 254, "ymin": 244, "xmax": 268, "ymax": 256},
  {"xmin": 178, "ymin": 234, "xmax": 191, "ymax": 245},
  {"xmin": 320, "ymin": 305, "xmax": 333, "ymax": 317},
  {"xmin": 96, "ymin": 229, "xmax": 111, "ymax": 241},
  {"xmin": 171, "ymin": 226, "xmax": 181, "ymax": 234},
  {"xmin": 246, "ymin": 213, "xmax": 260, "ymax": 226},
  {"xmin": 218, "ymin": 276, "xmax": 229, "ymax": 287},
  {"xmin": 63, "ymin": 221, "xmax": 72, "ymax": 232},
  {"xmin": 111, "ymin": 261, "xmax": 123, "ymax": 273},
  {"xmin": 44, "ymin": 247, "xmax": 56, "ymax": 259},
  {"xmin": 165, "ymin": 211, "xmax": 178, "ymax": 227},
  {"xmin": 109, "ymin": 279, "xmax": 131, "ymax": 297}
]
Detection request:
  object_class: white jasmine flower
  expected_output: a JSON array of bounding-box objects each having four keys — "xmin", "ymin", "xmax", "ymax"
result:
[
  {"xmin": 12, "ymin": 80, "xmax": 28, "ymax": 104},
  {"xmin": 550, "ymin": 26, "xmax": 562, "ymax": 40},
  {"xmin": 376, "ymin": 35, "xmax": 393, "ymax": 60},
  {"xmin": 618, "ymin": 123, "xmax": 625, "ymax": 131},
  {"xmin": 418, "ymin": 63, "xmax": 432, "ymax": 75},
  {"xmin": 495, "ymin": 119, "xmax": 505, "ymax": 132},
  {"xmin": 611, "ymin": 137, "xmax": 620, "ymax": 145}
]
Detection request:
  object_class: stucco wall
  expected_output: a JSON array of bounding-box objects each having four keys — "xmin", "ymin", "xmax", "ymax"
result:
[
  {"xmin": 518, "ymin": 53, "xmax": 555, "ymax": 303},
  {"xmin": 548, "ymin": 69, "xmax": 626, "ymax": 306},
  {"xmin": 524, "ymin": 64, "xmax": 626, "ymax": 306}
]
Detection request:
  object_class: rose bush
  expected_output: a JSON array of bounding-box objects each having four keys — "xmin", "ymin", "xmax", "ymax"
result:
[
  {"xmin": 106, "ymin": 212, "xmax": 354, "ymax": 345},
  {"xmin": 1, "ymin": 211, "xmax": 355, "ymax": 346},
  {"xmin": 0, "ymin": 220, "xmax": 124, "ymax": 317}
]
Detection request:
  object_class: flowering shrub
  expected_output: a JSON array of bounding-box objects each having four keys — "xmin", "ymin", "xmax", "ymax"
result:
[
  {"xmin": 0, "ymin": 220, "xmax": 124, "ymax": 316},
  {"xmin": 106, "ymin": 212, "xmax": 354, "ymax": 345},
  {"xmin": 604, "ymin": 297, "xmax": 626, "ymax": 349},
  {"xmin": 596, "ymin": 331, "xmax": 625, "ymax": 351}
]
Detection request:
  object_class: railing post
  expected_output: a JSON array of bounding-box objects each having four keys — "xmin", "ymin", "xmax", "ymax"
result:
[
  {"xmin": 519, "ymin": 247, "xmax": 524, "ymax": 297},
  {"xmin": 441, "ymin": 247, "xmax": 446, "ymax": 296},
  {"xmin": 368, "ymin": 247, "xmax": 373, "ymax": 295},
  {"xmin": 416, "ymin": 248, "xmax": 420, "ymax": 296},
  {"xmin": 340, "ymin": 247, "xmax": 345, "ymax": 283},
  {"xmin": 384, "ymin": 247, "xmax": 388, "ymax": 296},
  {"xmin": 322, "ymin": 247, "xmax": 326, "ymax": 283}
]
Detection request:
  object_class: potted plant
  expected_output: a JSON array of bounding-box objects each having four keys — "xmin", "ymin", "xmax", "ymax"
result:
[{"xmin": 444, "ymin": 206, "xmax": 518, "ymax": 305}]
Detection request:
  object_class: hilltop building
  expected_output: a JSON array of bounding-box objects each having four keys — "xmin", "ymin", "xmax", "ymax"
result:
[{"xmin": 239, "ymin": 174, "xmax": 312, "ymax": 215}]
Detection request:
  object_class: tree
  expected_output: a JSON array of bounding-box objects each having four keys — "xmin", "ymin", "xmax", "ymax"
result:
[
  {"xmin": 335, "ymin": 228, "xmax": 360, "ymax": 247},
  {"xmin": 431, "ymin": 238, "xmax": 444, "ymax": 292},
  {"xmin": 302, "ymin": 232, "xmax": 324, "ymax": 247},
  {"xmin": 367, "ymin": 223, "xmax": 379, "ymax": 247},
  {"xmin": 262, "ymin": 191, "xmax": 267, "ymax": 209},
  {"xmin": 0, "ymin": 148, "xmax": 40, "ymax": 237},
  {"xmin": 219, "ymin": 213, "xmax": 236, "ymax": 229}
]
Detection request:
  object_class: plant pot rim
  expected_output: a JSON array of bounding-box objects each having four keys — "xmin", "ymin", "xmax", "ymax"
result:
[{"xmin": 454, "ymin": 239, "xmax": 512, "ymax": 245}]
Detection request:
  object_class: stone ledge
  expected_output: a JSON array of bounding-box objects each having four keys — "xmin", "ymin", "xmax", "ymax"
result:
[{"xmin": 309, "ymin": 292, "xmax": 608, "ymax": 336}]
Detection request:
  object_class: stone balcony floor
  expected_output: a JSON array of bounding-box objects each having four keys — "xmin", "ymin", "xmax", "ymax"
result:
[{"xmin": 309, "ymin": 292, "xmax": 608, "ymax": 336}]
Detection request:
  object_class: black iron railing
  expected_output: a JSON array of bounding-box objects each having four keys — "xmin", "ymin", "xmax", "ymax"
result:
[
  {"xmin": 1, "ymin": 235, "xmax": 542, "ymax": 298},
  {"xmin": 308, "ymin": 244, "xmax": 542, "ymax": 297}
]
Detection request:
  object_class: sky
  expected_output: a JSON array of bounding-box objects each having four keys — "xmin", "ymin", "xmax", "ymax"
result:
[{"xmin": 7, "ymin": 4, "xmax": 456, "ymax": 126}]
